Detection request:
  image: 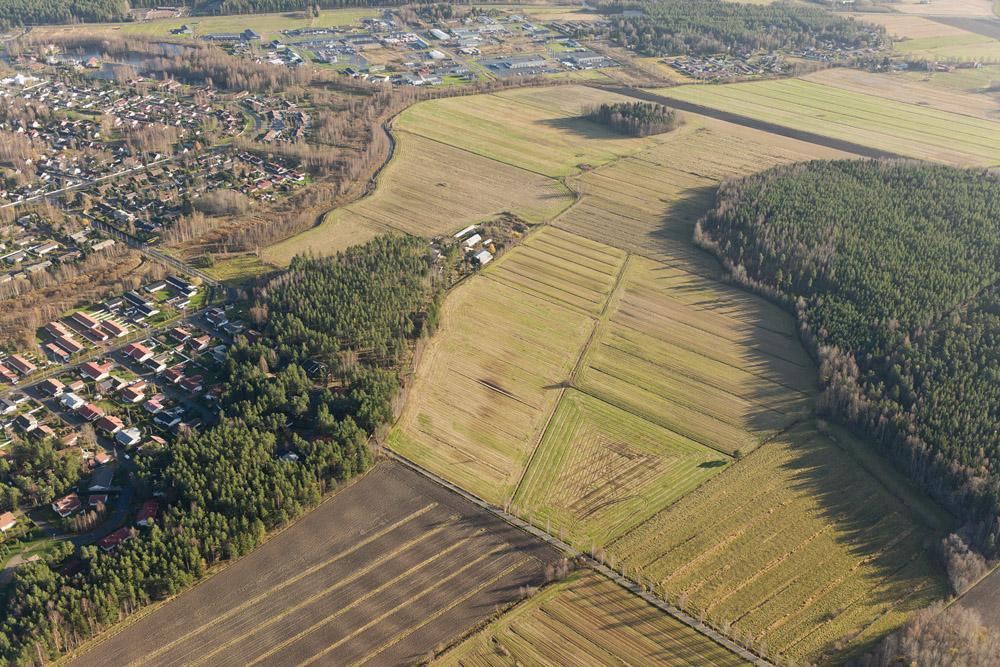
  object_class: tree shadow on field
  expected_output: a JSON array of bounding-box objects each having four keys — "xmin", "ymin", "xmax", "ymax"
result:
[{"xmin": 539, "ymin": 117, "xmax": 630, "ymax": 141}]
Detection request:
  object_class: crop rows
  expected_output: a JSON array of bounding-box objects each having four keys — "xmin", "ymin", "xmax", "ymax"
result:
[
  {"xmin": 512, "ymin": 389, "xmax": 729, "ymax": 548},
  {"xmin": 655, "ymin": 79, "xmax": 1000, "ymax": 165},
  {"xmin": 437, "ymin": 569, "xmax": 748, "ymax": 666},
  {"xmin": 607, "ymin": 424, "xmax": 948, "ymax": 662}
]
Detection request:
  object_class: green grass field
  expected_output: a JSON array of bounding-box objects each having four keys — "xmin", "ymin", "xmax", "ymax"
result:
[
  {"xmin": 894, "ymin": 33, "xmax": 1000, "ymax": 61},
  {"xmin": 654, "ymin": 78, "xmax": 1000, "ymax": 166},
  {"xmin": 512, "ymin": 389, "xmax": 730, "ymax": 549},
  {"xmin": 436, "ymin": 569, "xmax": 749, "ymax": 667},
  {"xmin": 608, "ymin": 422, "xmax": 950, "ymax": 663}
]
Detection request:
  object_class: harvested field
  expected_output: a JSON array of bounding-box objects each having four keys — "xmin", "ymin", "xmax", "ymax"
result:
[
  {"xmin": 485, "ymin": 226, "xmax": 626, "ymax": 315},
  {"xmin": 608, "ymin": 422, "xmax": 950, "ymax": 663},
  {"xmin": 576, "ymin": 255, "xmax": 815, "ymax": 456},
  {"xmin": 850, "ymin": 12, "xmax": 971, "ymax": 39},
  {"xmin": 889, "ymin": 0, "xmax": 995, "ymax": 17},
  {"xmin": 388, "ymin": 252, "xmax": 601, "ymax": 502},
  {"xmin": 68, "ymin": 463, "xmax": 559, "ymax": 667},
  {"xmin": 654, "ymin": 78, "xmax": 1000, "ymax": 166},
  {"xmin": 555, "ymin": 116, "xmax": 847, "ymax": 271},
  {"xmin": 512, "ymin": 389, "xmax": 729, "ymax": 548},
  {"xmin": 893, "ymin": 32, "xmax": 1000, "ymax": 61},
  {"xmin": 803, "ymin": 68, "xmax": 1000, "ymax": 120},
  {"xmin": 397, "ymin": 86, "xmax": 666, "ymax": 177},
  {"xmin": 263, "ymin": 132, "xmax": 572, "ymax": 266},
  {"xmin": 436, "ymin": 569, "xmax": 749, "ymax": 667}
]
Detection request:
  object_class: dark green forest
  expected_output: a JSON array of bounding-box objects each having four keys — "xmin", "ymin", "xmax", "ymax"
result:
[
  {"xmin": 585, "ymin": 101, "xmax": 680, "ymax": 137},
  {"xmin": 696, "ymin": 160, "xmax": 1000, "ymax": 553},
  {"xmin": 0, "ymin": 0, "xmax": 128, "ymax": 27},
  {"xmin": 0, "ymin": 236, "xmax": 441, "ymax": 664},
  {"xmin": 573, "ymin": 0, "xmax": 886, "ymax": 56}
]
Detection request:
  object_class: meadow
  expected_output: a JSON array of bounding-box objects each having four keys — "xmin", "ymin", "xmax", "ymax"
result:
[
  {"xmin": 512, "ymin": 389, "xmax": 730, "ymax": 549},
  {"xmin": 654, "ymin": 78, "xmax": 1000, "ymax": 165},
  {"xmin": 68, "ymin": 463, "xmax": 558, "ymax": 667},
  {"xmin": 608, "ymin": 422, "xmax": 950, "ymax": 663},
  {"xmin": 396, "ymin": 86, "xmax": 668, "ymax": 177},
  {"xmin": 436, "ymin": 569, "xmax": 749, "ymax": 667},
  {"xmin": 803, "ymin": 68, "xmax": 999, "ymax": 119},
  {"xmin": 555, "ymin": 116, "xmax": 846, "ymax": 271},
  {"xmin": 893, "ymin": 32, "xmax": 1000, "ymax": 61},
  {"xmin": 575, "ymin": 256, "xmax": 816, "ymax": 456},
  {"xmin": 263, "ymin": 132, "xmax": 573, "ymax": 266}
]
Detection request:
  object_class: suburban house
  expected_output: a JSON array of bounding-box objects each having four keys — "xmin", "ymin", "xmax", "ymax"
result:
[
  {"xmin": 123, "ymin": 342, "xmax": 154, "ymax": 363},
  {"xmin": 135, "ymin": 501, "xmax": 158, "ymax": 527},
  {"xmin": 0, "ymin": 512, "xmax": 16, "ymax": 532},
  {"xmin": 95, "ymin": 415, "xmax": 125, "ymax": 435},
  {"xmin": 77, "ymin": 403, "xmax": 105, "ymax": 422},
  {"xmin": 60, "ymin": 392, "xmax": 86, "ymax": 412},
  {"xmin": 39, "ymin": 378, "xmax": 65, "ymax": 396},
  {"xmin": 88, "ymin": 465, "xmax": 115, "ymax": 492},
  {"xmin": 52, "ymin": 492, "xmax": 82, "ymax": 517},
  {"xmin": 7, "ymin": 354, "xmax": 36, "ymax": 376},
  {"xmin": 97, "ymin": 526, "xmax": 132, "ymax": 552},
  {"xmin": 115, "ymin": 427, "xmax": 142, "ymax": 447},
  {"xmin": 80, "ymin": 361, "xmax": 112, "ymax": 382}
]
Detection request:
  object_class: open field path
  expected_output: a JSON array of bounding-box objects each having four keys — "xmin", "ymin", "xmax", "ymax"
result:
[{"xmin": 591, "ymin": 84, "xmax": 904, "ymax": 160}]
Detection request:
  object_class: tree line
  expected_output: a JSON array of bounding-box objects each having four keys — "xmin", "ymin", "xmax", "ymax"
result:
[
  {"xmin": 572, "ymin": 0, "xmax": 886, "ymax": 57},
  {"xmin": 584, "ymin": 101, "xmax": 680, "ymax": 137},
  {"xmin": 0, "ymin": 0, "xmax": 127, "ymax": 27},
  {"xmin": 695, "ymin": 159, "xmax": 1000, "ymax": 563},
  {"xmin": 0, "ymin": 235, "xmax": 442, "ymax": 664}
]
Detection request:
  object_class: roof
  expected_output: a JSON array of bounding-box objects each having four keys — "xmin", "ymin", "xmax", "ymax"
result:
[
  {"xmin": 0, "ymin": 511, "xmax": 16, "ymax": 530},
  {"xmin": 135, "ymin": 500, "xmax": 157, "ymax": 523},
  {"xmin": 97, "ymin": 526, "xmax": 132, "ymax": 551}
]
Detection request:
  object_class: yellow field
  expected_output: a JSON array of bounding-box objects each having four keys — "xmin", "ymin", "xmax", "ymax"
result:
[
  {"xmin": 851, "ymin": 12, "xmax": 971, "ymax": 39},
  {"xmin": 436, "ymin": 569, "xmax": 749, "ymax": 667},
  {"xmin": 396, "ymin": 86, "xmax": 669, "ymax": 177},
  {"xmin": 263, "ymin": 132, "xmax": 573, "ymax": 266},
  {"xmin": 485, "ymin": 226, "xmax": 626, "ymax": 315},
  {"xmin": 889, "ymin": 0, "xmax": 995, "ymax": 16},
  {"xmin": 556, "ymin": 116, "xmax": 847, "ymax": 271},
  {"xmin": 804, "ymin": 68, "xmax": 1000, "ymax": 120},
  {"xmin": 654, "ymin": 78, "xmax": 1000, "ymax": 166},
  {"xmin": 512, "ymin": 389, "xmax": 730, "ymax": 548},
  {"xmin": 608, "ymin": 422, "xmax": 950, "ymax": 663},
  {"xmin": 389, "ymin": 228, "xmax": 624, "ymax": 504},
  {"xmin": 575, "ymin": 255, "xmax": 815, "ymax": 456}
]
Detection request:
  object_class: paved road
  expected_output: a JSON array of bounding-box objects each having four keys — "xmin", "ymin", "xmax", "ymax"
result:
[{"xmin": 383, "ymin": 449, "xmax": 773, "ymax": 667}]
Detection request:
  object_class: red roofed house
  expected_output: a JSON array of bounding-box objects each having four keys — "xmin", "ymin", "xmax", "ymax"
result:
[
  {"xmin": 0, "ymin": 511, "xmax": 16, "ymax": 532},
  {"xmin": 187, "ymin": 335, "xmax": 211, "ymax": 353},
  {"xmin": 52, "ymin": 492, "xmax": 82, "ymax": 517},
  {"xmin": 123, "ymin": 342, "xmax": 154, "ymax": 363},
  {"xmin": 39, "ymin": 378, "xmax": 65, "ymax": 397},
  {"xmin": 121, "ymin": 382, "xmax": 146, "ymax": 404},
  {"xmin": 135, "ymin": 501, "xmax": 158, "ymax": 527},
  {"xmin": 56, "ymin": 335, "xmax": 85, "ymax": 355},
  {"xmin": 162, "ymin": 365, "xmax": 185, "ymax": 384},
  {"xmin": 45, "ymin": 343, "xmax": 71, "ymax": 363},
  {"xmin": 100, "ymin": 319, "xmax": 128, "ymax": 338},
  {"xmin": 80, "ymin": 361, "xmax": 112, "ymax": 382},
  {"xmin": 95, "ymin": 415, "xmax": 125, "ymax": 435},
  {"xmin": 77, "ymin": 403, "xmax": 105, "ymax": 422},
  {"xmin": 72, "ymin": 311, "xmax": 101, "ymax": 330},
  {"xmin": 180, "ymin": 374, "xmax": 204, "ymax": 394},
  {"xmin": 7, "ymin": 354, "xmax": 36, "ymax": 376},
  {"xmin": 89, "ymin": 494, "xmax": 108, "ymax": 508},
  {"xmin": 0, "ymin": 364, "xmax": 18, "ymax": 384},
  {"xmin": 169, "ymin": 326, "xmax": 192, "ymax": 342},
  {"xmin": 97, "ymin": 526, "xmax": 133, "ymax": 552}
]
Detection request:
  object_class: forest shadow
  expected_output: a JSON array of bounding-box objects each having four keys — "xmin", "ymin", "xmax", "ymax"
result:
[{"xmin": 539, "ymin": 116, "xmax": 632, "ymax": 141}]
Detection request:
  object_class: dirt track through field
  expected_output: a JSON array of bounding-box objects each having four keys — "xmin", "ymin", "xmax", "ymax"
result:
[
  {"xmin": 66, "ymin": 463, "xmax": 558, "ymax": 667},
  {"xmin": 592, "ymin": 84, "xmax": 904, "ymax": 159}
]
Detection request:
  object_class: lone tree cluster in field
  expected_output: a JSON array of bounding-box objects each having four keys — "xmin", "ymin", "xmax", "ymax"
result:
[{"xmin": 584, "ymin": 102, "xmax": 681, "ymax": 137}]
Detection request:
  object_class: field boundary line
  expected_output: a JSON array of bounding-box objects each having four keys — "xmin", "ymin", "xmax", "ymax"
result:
[
  {"xmin": 252, "ymin": 543, "xmax": 504, "ymax": 666},
  {"xmin": 507, "ymin": 254, "xmax": 630, "ymax": 506},
  {"xmin": 383, "ymin": 451, "xmax": 771, "ymax": 666},
  {"xmin": 346, "ymin": 557, "xmax": 532, "ymax": 667},
  {"xmin": 185, "ymin": 516, "xmax": 462, "ymax": 667}
]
